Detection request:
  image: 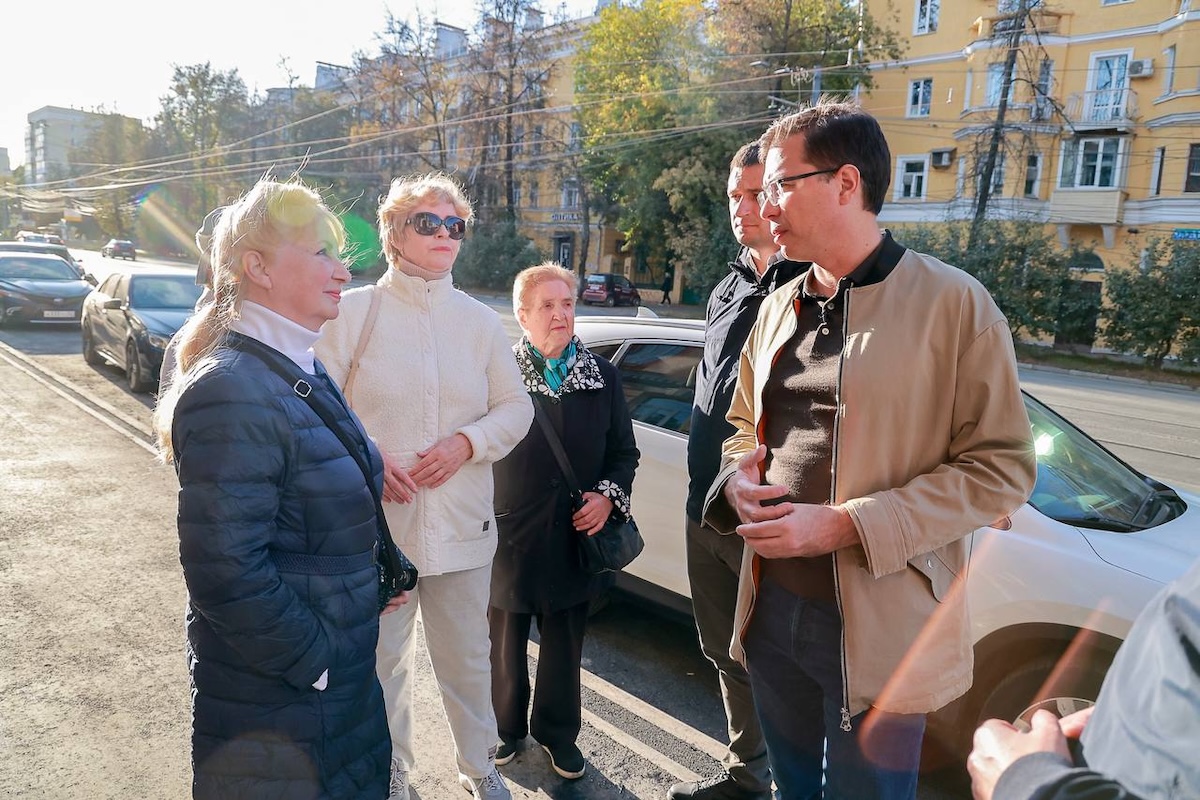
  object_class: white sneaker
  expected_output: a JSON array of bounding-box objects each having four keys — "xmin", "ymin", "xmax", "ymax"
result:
[
  {"xmin": 458, "ymin": 767, "xmax": 513, "ymax": 800},
  {"xmin": 388, "ymin": 757, "xmax": 410, "ymax": 800}
]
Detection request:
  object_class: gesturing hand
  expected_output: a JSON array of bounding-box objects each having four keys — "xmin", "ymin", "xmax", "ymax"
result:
[
  {"xmin": 723, "ymin": 445, "xmax": 791, "ymax": 524},
  {"xmin": 573, "ymin": 492, "xmax": 614, "ymax": 536},
  {"xmin": 380, "ymin": 590, "xmax": 411, "ymax": 615},
  {"xmin": 410, "ymin": 433, "xmax": 473, "ymax": 489}
]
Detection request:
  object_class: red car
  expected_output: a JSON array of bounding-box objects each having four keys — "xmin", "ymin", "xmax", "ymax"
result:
[{"xmin": 581, "ymin": 273, "xmax": 641, "ymax": 307}]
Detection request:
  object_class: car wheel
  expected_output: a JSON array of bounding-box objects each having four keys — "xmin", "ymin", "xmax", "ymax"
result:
[
  {"xmin": 632, "ymin": 295, "xmax": 641, "ymax": 307},
  {"xmin": 939, "ymin": 649, "xmax": 1110, "ymax": 762},
  {"xmin": 604, "ymin": 296, "xmax": 616, "ymax": 307},
  {"xmin": 83, "ymin": 325, "xmax": 103, "ymax": 365},
  {"xmin": 0, "ymin": 303, "xmax": 7, "ymax": 329},
  {"xmin": 126, "ymin": 341, "xmax": 153, "ymax": 393}
]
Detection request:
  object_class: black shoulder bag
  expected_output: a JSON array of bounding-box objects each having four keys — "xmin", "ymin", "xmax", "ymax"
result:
[
  {"xmin": 226, "ymin": 335, "xmax": 418, "ymax": 610},
  {"xmin": 531, "ymin": 399, "xmax": 643, "ymax": 575}
]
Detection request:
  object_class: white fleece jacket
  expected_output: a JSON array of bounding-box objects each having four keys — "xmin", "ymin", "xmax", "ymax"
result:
[{"xmin": 315, "ymin": 269, "xmax": 533, "ymax": 576}]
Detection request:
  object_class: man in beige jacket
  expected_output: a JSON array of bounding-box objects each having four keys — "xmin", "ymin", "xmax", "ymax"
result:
[{"xmin": 703, "ymin": 100, "xmax": 1037, "ymax": 799}]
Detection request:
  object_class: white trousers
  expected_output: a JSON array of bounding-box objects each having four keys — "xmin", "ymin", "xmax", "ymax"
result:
[{"xmin": 377, "ymin": 564, "xmax": 498, "ymax": 780}]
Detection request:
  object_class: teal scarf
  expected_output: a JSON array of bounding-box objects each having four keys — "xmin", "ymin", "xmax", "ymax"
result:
[{"xmin": 527, "ymin": 339, "xmax": 577, "ymax": 392}]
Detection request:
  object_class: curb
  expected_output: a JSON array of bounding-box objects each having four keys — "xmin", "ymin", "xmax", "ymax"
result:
[{"xmin": 1018, "ymin": 361, "xmax": 1200, "ymax": 392}]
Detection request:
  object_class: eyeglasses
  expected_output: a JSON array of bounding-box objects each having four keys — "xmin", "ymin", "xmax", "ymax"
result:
[
  {"xmin": 406, "ymin": 211, "xmax": 467, "ymax": 240},
  {"xmin": 756, "ymin": 168, "xmax": 840, "ymax": 207}
]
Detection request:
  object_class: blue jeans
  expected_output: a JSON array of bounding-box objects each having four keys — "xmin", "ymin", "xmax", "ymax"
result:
[{"xmin": 744, "ymin": 578, "xmax": 926, "ymax": 800}]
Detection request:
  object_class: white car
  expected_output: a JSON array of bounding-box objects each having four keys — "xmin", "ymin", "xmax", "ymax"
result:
[{"xmin": 575, "ymin": 314, "xmax": 1198, "ymax": 756}]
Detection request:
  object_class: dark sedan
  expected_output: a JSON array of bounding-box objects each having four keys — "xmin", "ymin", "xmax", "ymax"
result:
[
  {"xmin": 82, "ymin": 269, "xmax": 202, "ymax": 392},
  {"xmin": 102, "ymin": 239, "xmax": 137, "ymax": 260},
  {"xmin": 0, "ymin": 253, "xmax": 94, "ymax": 327}
]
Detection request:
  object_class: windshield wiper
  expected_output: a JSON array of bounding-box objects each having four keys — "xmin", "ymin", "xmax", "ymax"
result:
[{"xmin": 1059, "ymin": 515, "xmax": 1144, "ymax": 533}]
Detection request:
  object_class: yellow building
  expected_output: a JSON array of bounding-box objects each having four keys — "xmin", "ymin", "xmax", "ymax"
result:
[{"xmin": 864, "ymin": 0, "xmax": 1200, "ymax": 344}]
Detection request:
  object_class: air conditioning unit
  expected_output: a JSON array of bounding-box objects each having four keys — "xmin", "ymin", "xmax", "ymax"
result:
[
  {"xmin": 930, "ymin": 148, "xmax": 956, "ymax": 168},
  {"xmin": 1129, "ymin": 58, "xmax": 1154, "ymax": 78}
]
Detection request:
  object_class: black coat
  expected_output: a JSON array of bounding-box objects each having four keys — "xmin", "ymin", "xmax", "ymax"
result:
[
  {"xmin": 172, "ymin": 334, "xmax": 390, "ymax": 799},
  {"xmin": 490, "ymin": 349, "xmax": 639, "ymax": 614}
]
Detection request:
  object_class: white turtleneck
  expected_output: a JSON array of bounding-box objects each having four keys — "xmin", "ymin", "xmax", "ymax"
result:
[{"xmin": 230, "ymin": 301, "xmax": 321, "ymax": 374}]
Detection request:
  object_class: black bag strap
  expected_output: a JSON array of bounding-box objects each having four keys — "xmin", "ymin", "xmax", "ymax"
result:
[
  {"xmin": 531, "ymin": 398, "xmax": 583, "ymax": 502},
  {"xmin": 224, "ymin": 334, "xmax": 407, "ymax": 582}
]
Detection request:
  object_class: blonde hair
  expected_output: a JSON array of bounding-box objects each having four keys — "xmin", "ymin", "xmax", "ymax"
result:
[
  {"xmin": 512, "ymin": 262, "xmax": 577, "ymax": 316},
  {"xmin": 152, "ymin": 177, "xmax": 344, "ymax": 460},
  {"xmin": 377, "ymin": 173, "xmax": 473, "ymax": 269}
]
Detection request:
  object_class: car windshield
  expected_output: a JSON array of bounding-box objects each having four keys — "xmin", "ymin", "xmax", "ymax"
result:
[
  {"xmin": 0, "ymin": 256, "xmax": 79, "ymax": 281},
  {"xmin": 129, "ymin": 276, "xmax": 204, "ymax": 309},
  {"xmin": 1024, "ymin": 393, "xmax": 1178, "ymax": 531}
]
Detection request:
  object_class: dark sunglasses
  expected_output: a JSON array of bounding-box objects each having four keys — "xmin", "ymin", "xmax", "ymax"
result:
[{"xmin": 406, "ymin": 211, "xmax": 467, "ymax": 240}]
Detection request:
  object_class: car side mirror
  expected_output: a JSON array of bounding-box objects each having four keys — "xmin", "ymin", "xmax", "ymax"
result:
[
  {"xmin": 102, "ymin": 298, "xmax": 123, "ymax": 310},
  {"xmin": 84, "ymin": 272, "xmax": 98, "ymax": 286}
]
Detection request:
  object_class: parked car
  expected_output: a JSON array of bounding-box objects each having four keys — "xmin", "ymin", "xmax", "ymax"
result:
[
  {"xmin": 581, "ymin": 273, "xmax": 641, "ymax": 307},
  {"xmin": 81, "ymin": 268, "xmax": 203, "ymax": 392},
  {"xmin": 0, "ymin": 240, "xmax": 89, "ymax": 281},
  {"xmin": 574, "ymin": 315, "xmax": 1198, "ymax": 758},
  {"xmin": 101, "ymin": 239, "xmax": 137, "ymax": 261},
  {"xmin": 0, "ymin": 253, "xmax": 94, "ymax": 327}
]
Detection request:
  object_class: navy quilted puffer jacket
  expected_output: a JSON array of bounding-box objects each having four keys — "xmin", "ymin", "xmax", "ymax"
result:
[{"xmin": 172, "ymin": 337, "xmax": 390, "ymax": 799}]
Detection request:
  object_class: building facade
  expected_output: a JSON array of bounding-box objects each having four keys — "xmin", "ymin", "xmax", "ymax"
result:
[{"xmin": 864, "ymin": 0, "xmax": 1200, "ymax": 343}]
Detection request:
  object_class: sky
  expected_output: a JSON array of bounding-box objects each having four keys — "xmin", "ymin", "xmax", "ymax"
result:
[{"xmin": 1, "ymin": 0, "xmax": 599, "ymax": 170}]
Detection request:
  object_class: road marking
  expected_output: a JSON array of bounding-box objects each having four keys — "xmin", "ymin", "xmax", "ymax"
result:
[
  {"xmin": 0, "ymin": 340, "xmax": 157, "ymax": 455},
  {"xmin": 528, "ymin": 639, "xmax": 726, "ymax": 775}
]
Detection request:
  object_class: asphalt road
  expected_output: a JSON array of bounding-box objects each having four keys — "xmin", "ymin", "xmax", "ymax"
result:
[{"xmin": 2, "ymin": 248, "xmax": 1197, "ymax": 799}]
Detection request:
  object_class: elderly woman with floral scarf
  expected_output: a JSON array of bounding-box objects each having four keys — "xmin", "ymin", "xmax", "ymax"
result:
[{"xmin": 488, "ymin": 262, "xmax": 639, "ymax": 782}]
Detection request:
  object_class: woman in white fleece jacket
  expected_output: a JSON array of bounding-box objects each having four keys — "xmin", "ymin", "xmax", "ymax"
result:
[{"xmin": 315, "ymin": 173, "xmax": 532, "ymax": 800}]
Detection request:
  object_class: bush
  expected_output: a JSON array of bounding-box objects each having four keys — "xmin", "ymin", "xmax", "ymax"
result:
[
  {"xmin": 1100, "ymin": 238, "xmax": 1200, "ymax": 368},
  {"xmin": 454, "ymin": 219, "xmax": 545, "ymax": 292}
]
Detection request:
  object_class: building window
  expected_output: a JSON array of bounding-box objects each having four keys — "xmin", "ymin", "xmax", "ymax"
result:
[
  {"xmin": 915, "ymin": 0, "xmax": 939, "ymax": 33},
  {"xmin": 529, "ymin": 180, "xmax": 539, "ymax": 208},
  {"xmin": 569, "ymin": 122, "xmax": 583, "ymax": 152},
  {"xmin": 1163, "ymin": 45, "xmax": 1176, "ymax": 95},
  {"xmin": 1151, "ymin": 147, "xmax": 1165, "ymax": 196},
  {"xmin": 1186, "ymin": 145, "xmax": 1200, "ymax": 192},
  {"xmin": 896, "ymin": 157, "xmax": 928, "ymax": 200},
  {"xmin": 1059, "ymin": 137, "xmax": 1121, "ymax": 188},
  {"xmin": 532, "ymin": 125, "xmax": 543, "ymax": 156},
  {"xmin": 562, "ymin": 178, "xmax": 580, "ymax": 208},
  {"xmin": 513, "ymin": 180, "xmax": 522, "ymax": 207},
  {"xmin": 907, "ymin": 79, "xmax": 933, "ymax": 117},
  {"xmin": 986, "ymin": 63, "xmax": 1016, "ymax": 106},
  {"xmin": 979, "ymin": 152, "xmax": 1006, "ymax": 195},
  {"xmin": 1101, "ymin": 0, "xmax": 1132, "ymax": 5},
  {"xmin": 1031, "ymin": 60, "xmax": 1054, "ymax": 120},
  {"xmin": 1024, "ymin": 154, "xmax": 1042, "ymax": 197}
]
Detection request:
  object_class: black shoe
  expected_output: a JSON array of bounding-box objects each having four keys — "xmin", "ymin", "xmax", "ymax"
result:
[
  {"xmin": 667, "ymin": 771, "xmax": 771, "ymax": 800},
  {"xmin": 495, "ymin": 736, "xmax": 520, "ymax": 766},
  {"xmin": 541, "ymin": 741, "xmax": 586, "ymax": 779}
]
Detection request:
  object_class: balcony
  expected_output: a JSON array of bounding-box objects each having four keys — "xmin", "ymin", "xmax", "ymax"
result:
[
  {"xmin": 972, "ymin": 8, "xmax": 1067, "ymax": 39},
  {"xmin": 1064, "ymin": 89, "xmax": 1139, "ymax": 131},
  {"xmin": 1048, "ymin": 188, "xmax": 1125, "ymax": 225}
]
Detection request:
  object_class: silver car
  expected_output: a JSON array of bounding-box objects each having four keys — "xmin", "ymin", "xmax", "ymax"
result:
[{"xmin": 575, "ymin": 314, "xmax": 1198, "ymax": 757}]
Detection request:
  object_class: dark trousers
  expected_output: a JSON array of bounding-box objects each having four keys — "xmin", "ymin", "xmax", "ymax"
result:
[
  {"xmin": 744, "ymin": 578, "xmax": 926, "ymax": 800},
  {"xmin": 685, "ymin": 517, "xmax": 771, "ymax": 791},
  {"xmin": 489, "ymin": 601, "xmax": 589, "ymax": 748}
]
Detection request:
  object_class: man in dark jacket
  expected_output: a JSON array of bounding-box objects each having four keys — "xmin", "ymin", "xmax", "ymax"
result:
[
  {"xmin": 968, "ymin": 555, "xmax": 1200, "ymax": 800},
  {"xmin": 669, "ymin": 142, "xmax": 807, "ymax": 800}
]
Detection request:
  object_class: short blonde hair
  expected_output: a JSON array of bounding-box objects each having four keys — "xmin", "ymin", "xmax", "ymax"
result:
[
  {"xmin": 512, "ymin": 262, "xmax": 577, "ymax": 316},
  {"xmin": 378, "ymin": 173, "xmax": 473, "ymax": 269}
]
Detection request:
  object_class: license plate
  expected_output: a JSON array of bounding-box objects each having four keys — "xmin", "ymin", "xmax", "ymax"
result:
[{"xmin": 43, "ymin": 310, "xmax": 76, "ymax": 319}]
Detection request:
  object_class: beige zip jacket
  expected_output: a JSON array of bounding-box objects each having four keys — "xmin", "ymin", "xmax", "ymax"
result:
[{"xmin": 704, "ymin": 248, "xmax": 1037, "ymax": 717}]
